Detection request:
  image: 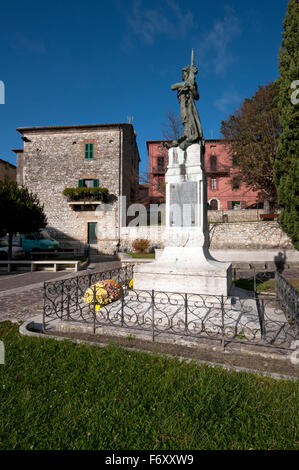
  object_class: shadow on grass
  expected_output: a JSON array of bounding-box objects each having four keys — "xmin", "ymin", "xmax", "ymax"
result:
[{"xmin": 234, "ymin": 272, "xmax": 276, "ymax": 293}]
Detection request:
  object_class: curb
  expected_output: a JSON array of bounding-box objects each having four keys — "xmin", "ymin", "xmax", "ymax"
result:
[{"xmin": 19, "ymin": 317, "xmax": 299, "ymax": 382}]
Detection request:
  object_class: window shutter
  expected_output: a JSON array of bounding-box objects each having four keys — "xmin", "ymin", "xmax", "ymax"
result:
[
  {"xmin": 93, "ymin": 179, "xmax": 99, "ymax": 187},
  {"xmin": 84, "ymin": 143, "xmax": 94, "ymax": 159},
  {"xmin": 90, "ymin": 143, "xmax": 94, "ymax": 158},
  {"xmin": 227, "ymin": 201, "xmax": 233, "ymax": 210},
  {"xmin": 84, "ymin": 144, "xmax": 89, "ymax": 159},
  {"xmin": 78, "ymin": 179, "xmax": 84, "ymax": 187},
  {"xmin": 241, "ymin": 201, "xmax": 246, "ymax": 209}
]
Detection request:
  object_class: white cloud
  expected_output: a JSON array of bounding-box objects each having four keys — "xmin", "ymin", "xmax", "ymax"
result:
[
  {"xmin": 198, "ymin": 6, "xmax": 242, "ymax": 75},
  {"xmin": 214, "ymin": 89, "xmax": 242, "ymax": 112},
  {"xmin": 124, "ymin": 0, "xmax": 194, "ymax": 46},
  {"xmin": 11, "ymin": 34, "xmax": 46, "ymax": 54}
]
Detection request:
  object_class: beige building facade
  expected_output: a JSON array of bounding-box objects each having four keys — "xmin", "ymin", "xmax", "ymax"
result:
[{"xmin": 15, "ymin": 123, "xmax": 140, "ymax": 254}]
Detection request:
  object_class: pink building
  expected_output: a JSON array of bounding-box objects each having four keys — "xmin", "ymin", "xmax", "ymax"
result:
[
  {"xmin": 147, "ymin": 139, "xmax": 262, "ymax": 210},
  {"xmin": 147, "ymin": 140, "xmax": 169, "ymax": 205}
]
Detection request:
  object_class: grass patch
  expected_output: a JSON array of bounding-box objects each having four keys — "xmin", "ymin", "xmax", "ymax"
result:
[
  {"xmin": 0, "ymin": 322, "xmax": 298, "ymax": 450},
  {"xmin": 287, "ymin": 279, "xmax": 299, "ymax": 291},
  {"xmin": 126, "ymin": 252, "xmax": 155, "ymax": 259},
  {"xmin": 234, "ymin": 277, "xmax": 299, "ymax": 294},
  {"xmin": 234, "ymin": 278, "xmax": 276, "ymax": 293}
]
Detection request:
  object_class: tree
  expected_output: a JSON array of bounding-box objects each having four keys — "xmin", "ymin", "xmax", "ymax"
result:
[
  {"xmin": 274, "ymin": 0, "xmax": 299, "ymax": 249},
  {"xmin": 221, "ymin": 82, "xmax": 281, "ymax": 210},
  {"xmin": 161, "ymin": 109, "xmax": 183, "ymax": 141},
  {"xmin": 139, "ymin": 169, "xmax": 166, "ymax": 203},
  {"xmin": 0, "ymin": 178, "xmax": 47, "ymax": 259}
]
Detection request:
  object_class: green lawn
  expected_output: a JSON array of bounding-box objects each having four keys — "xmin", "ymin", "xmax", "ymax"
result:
[{"xmin": 0, "ymin": 322, "xmax": 298, "ymax": 450}]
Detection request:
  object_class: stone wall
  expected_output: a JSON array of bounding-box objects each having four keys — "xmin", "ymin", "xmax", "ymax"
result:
[
  {"xmin": 209, "ymin": 222, "xmax": 293, "ymax": 250},
  {"xmin": 120, "ymin": 221, "xmax": 294, "ymax": 251},
  {"xmin": 17, "ymin": 124, "xmax": 139, "ymax": 254},
  {"xmin": 208, "ymin": 209, "xmax": 265, "ymax": 223},
  {"xmin": 120, "ymin": 225, "xmax": 164, "ymax": 252}
]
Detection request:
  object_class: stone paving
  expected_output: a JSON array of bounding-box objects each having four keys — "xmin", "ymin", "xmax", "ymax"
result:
[
  {"xmin": 0, "ymin": 261, "xmax": 122, "ymax": 323},
  {"xmin": 0, "ymin": 287, "xmax": 44, "ymax": 322}
]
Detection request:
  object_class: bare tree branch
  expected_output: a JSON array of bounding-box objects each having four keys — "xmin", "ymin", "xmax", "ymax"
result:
[{"xmin": 161, "ymin": 109, "xmax": 183, "ymax": 141}]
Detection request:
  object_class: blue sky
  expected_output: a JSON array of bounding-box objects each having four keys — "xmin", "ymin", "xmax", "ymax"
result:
[{"xmin": 0, "ymin": 0, "xmax": 288, "ymax": 175}]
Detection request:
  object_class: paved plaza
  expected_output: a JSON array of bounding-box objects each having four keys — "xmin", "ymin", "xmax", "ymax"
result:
[{"xmin": 0, "ymin": 260, "xmax": 121, "ymax": 323}]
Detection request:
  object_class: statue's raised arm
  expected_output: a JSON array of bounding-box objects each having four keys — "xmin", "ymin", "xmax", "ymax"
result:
[{"xmin": 170, "ymin": 49, "xmax": 203, "ymax": 150}]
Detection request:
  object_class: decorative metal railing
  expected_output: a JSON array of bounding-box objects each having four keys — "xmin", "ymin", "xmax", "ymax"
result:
[
  {"xmin": 43, "ymin": 266, "xmax": 297, "ymax": 351},
  {"xmin": 275, "ymin": 272, "xmax": 299, "ymax": 329}
]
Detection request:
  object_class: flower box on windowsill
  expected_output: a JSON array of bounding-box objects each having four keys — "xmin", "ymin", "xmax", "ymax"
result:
[{"xmin": 62, "ymin": 187, "xmax": 109, "ymax": 203}]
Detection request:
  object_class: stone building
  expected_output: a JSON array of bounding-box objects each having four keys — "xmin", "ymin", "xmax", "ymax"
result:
[
  {"xmin": 147, "ymin": 139, "xmax": 262, "ymax": 209},
  {"xmin": 0, "ymin": 158, "xmax": 16, "ymax": 182},
  {"xmin": 15, "ymin": 123, "xmax": 140, "ymax": 254}
]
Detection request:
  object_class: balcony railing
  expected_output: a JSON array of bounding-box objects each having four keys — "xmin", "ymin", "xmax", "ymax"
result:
[
  {"xmin": 152, "ymin": 166, "xmax": 167, "ymax": 174},
  {"xmin": 205, "ymin": 164, "xmax": 230, "ymax": 175},
  {"xmin": 62, "ymin": 187, "xmax": 110, "ymax": 210},
  {"xmin": 62, "ymin": 187, "xmax": 109, "ymax": 202}
]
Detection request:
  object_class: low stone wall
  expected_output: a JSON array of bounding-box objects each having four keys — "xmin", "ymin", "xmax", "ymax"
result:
[
  {"xmin": 209, "ymin": 222, "xmax": 293, "ymax": 250},
  {"xmin": 208, "ymin": 209, "xmax": 265, "ymax": 223},
  {"xmin": 120, "ymin": 226, "xmax": 164, "ymax": 252},
  {"xmin": 120, "ymin": 222, "xmax": 294, "ymax": 251}
]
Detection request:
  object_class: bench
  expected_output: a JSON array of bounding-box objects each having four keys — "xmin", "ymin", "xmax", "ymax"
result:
[{"xmin": 0, "ymin": 260, "xmax": 80, "ymax": 273}]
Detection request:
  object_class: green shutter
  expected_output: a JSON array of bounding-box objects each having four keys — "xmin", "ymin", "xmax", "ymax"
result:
[
  {"xmin": 78, "ymin": 179, "xmax": 84, "ymax": 187},
  {"xmin": 90, "ymin": 143, "xmax": 94, "ymax": 158},
  {"xmin": 93, "ymin": 179, "xmax": 99, "ymax": 187},
  {"xmin": 84, "ymin": 144, "xmax": 89, "ymax": 159},
  {"xmin": 85, "ymin": 143, "xmax": 94, "ymax": 159}
]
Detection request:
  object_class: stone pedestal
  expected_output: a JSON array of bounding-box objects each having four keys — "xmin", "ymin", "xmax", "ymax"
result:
[{"xmin": 134, "ymin": 143, "xmax": 232, "ymax": 296}]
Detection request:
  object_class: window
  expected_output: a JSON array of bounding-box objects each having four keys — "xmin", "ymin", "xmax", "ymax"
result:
[
  {"xmin": 211, "ymin": 178, "xmax": 217, "ymax": 190},
  {"xmin": 24, "ymin": 234, "xmax": 35, "ymax": 240},
  {"xmin": 36, "ymin": 230, "xmax": 51, "ymax": 239},
  {"xmin": 210, "ymin": 155, "xmax": 217, "ymax": 171},
  {"xmin": 231, "ymin": 176, "xmax": 241, "ymax": 190},
  {"xmin": 232, "ymin": 201, "xmax": 241, "ymax": 210},
  {"xmin": 232, "ymin": 154, "xmax": 238, "ymax": 167},
  {"xmin": 210, "ymin": 199, "xmax": 218, "ymax": 210},
  {"xmin": 157, "ymin": 156, "xmax": 164, "ymax": 170},
  {"xmin": 158, "ymin": 177, "xmax": 164, "ymax": 191},
  {"xmin": 84, "ymin": 143, "xmax": 94, "ymax": 159},
  {"xmin": 78, "ymin": 179, "xmax": 99, "ymax": 188}
]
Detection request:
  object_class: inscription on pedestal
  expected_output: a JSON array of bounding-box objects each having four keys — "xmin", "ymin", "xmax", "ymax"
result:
[{"xmin": 169, "ymin": 181, "xmax": 198, "ymax": 227}]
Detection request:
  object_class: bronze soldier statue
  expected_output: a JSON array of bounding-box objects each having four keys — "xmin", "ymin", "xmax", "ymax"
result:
[{"xmin": 170, "ymin": 50, "xmax": 204, "ymax": 151}]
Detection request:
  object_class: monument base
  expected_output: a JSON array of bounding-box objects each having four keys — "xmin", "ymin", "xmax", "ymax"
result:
[{"xmin": 133, "ymin": 247, "xmax": 232, "ymax": 296}]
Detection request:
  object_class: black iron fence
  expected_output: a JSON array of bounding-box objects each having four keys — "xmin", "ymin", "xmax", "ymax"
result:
[
  {"xmin": 43, "ymin": 266, "xmax": 297, "ymax": 351},
  {"xmin": 275, "ymin": 272, "xmax": 299, "ymax": 329}
]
